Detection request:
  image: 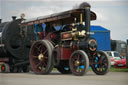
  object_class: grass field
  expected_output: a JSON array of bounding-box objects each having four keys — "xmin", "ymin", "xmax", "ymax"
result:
[
  {"xmin": 110, "ymin": 67, "xmax": 128, "ymax": 72},
  {"xmin": 53, "ymin": 67, "xmax": 128, "ymax": 72},
  {"xmin": 88, "ymin": 67, "xmax": 128, "ymax": 72}
]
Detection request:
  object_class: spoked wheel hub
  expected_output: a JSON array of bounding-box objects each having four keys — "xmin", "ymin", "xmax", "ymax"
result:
[
  {"xmin": 38, "ymin": 53, "xmax": 44, "ymax": 61},
  {"xmin": 75, "ymin": 60, "xmax": 80, "ymax": 66}
]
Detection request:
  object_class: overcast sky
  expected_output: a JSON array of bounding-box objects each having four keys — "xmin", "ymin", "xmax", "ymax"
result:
[{"xmin": 0, "ymin": 0, "xmax": 128, "ymax": 41}]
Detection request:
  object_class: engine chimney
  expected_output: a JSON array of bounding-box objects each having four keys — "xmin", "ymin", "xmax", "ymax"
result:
[
  {"xmin": 0, "ymin": 19, "xmax": 2, "ymax": 23},
  {"xmin": 79, "ymin": 2, "xmax": 91, "ymax": 38},
  {"xmin": 12, "ymin": 16, "xmax": 16, "ymax": 21}
]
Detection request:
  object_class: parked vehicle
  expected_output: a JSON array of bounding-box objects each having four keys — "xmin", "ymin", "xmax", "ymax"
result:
[
  {"xmin": 109, "ymin": 56, "xmax": 116, "ymax": 66},
  {"xmin": 111, "ymin": 40, "xmax": 127, "ymax": 59},
  {"xmin": 111, "ymin": 40, "xmax": 128, "ymax": 68},
  {"xmin": 114, "ymin": 58, "xmax": 126, "ymax": 68},
  {"xmin": 105, "ymin": 51, "xmax": 121, "ymax": 65}
]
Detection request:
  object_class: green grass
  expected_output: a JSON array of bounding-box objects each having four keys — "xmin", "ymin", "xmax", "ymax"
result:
[
  {"xmin": 88, "ymin": 67, "xmax": 128, "ymax": 72},
  {"xmin": 84, "ymin": 67, "xmax": 128, "ymax": 72},
  {"xmin": 53, "ymin": 67, "xmax": 128, "ymax": 72},
  {"xmin": 110, "ymin": 67, "xmax": 128, "ymax": 72}
]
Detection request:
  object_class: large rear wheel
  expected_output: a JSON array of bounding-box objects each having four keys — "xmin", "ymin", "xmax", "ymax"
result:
[
  {"xmin": 69, "ymin": 50, "xmax": 89, "ymax": 76},
  {"xmin": 29, "ymin": 40, "xmax": 54, "ymax": 74},
  {"xmin": 91, "ymin": 51, "xmax": 110, "ymax": 75}
]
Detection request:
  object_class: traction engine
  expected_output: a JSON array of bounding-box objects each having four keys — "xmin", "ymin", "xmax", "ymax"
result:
[{"xmin": 21, "ymin": 2, "xmax": 110, "ymax": 76}]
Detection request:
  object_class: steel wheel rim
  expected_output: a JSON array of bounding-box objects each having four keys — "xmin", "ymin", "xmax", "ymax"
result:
[
  {"xmin": 70, "ymin": 53, "xmax": 86, "ymax": 74},
  {"xmin": 92, "ymin": 52, "xmax": 109, "ymax": 73},
  {"xmin": 30, "ymin": 41, "xmax": 49, "ymax": 73}
]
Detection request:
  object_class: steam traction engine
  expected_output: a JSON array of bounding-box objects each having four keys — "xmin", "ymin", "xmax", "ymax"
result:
[
  {"xmin": 0, "ymin": 16, "xmax": 34, "ymax": 73},
  {"xmin": 21, "ymin": 2, "xmax": 110, "ymax": 76}
]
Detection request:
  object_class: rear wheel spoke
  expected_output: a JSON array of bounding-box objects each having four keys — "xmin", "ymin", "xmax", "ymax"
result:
[
  {"xmin": 35, "ymin": 62, "xmax": 42, "ymax": 68},
  {"xmin": 43, "ymin": 49, "xmax": 48, "ymax": 55},
  {"xmin": 36, "ymin": 45, "xmax": 42, "ymax": 53},
  {"xmin": 32, "ymin": 55, "xmax": 38, "ymax": 59}
]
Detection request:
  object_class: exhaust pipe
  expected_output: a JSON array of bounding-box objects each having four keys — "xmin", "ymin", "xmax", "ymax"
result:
[
  {"xmin": 79, "ymin": 2, "xmax": 91, "ymax": 38},
  {"xmin": 12, "ymin": 16, "xmax": 16, "ymax": 21}
]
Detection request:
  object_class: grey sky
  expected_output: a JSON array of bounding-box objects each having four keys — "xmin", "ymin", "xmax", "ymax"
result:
[{"xmin": 0, "ymin": 0, "xmax": 128, "ymax": 41}]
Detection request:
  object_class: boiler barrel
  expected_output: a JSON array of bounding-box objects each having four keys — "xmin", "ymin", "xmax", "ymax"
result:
[{"xmin": 0, "ymin": 19, "xmax": 35, "ymax": 60}]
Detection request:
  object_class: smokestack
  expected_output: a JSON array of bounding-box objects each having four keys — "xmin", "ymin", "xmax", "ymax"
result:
[
  {"xmin": 126, "ymin": 39, "xmax": 128, "ymax": 67},
  {"xmin": 0, "ymin": 19, "xmax": 2, "ymax": 23},
  {"xmin": 12, "ymin": 16, "xmax": 16, "ymax": 21},
  {"xmin": 79, "ymin": 2, "xmax": 91, "ymax": 38}
]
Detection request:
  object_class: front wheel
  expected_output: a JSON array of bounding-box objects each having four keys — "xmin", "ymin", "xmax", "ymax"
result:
[
  {"xmin": 91, "ymin": 51, "xmax": 110, "ymax": 75},
  {"xmin": 69, "ymin": 50, "xmax": 89, "ymax": 76}
]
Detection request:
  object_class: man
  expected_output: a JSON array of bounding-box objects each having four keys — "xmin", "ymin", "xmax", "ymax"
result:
[{"xmin": 34, "ymin": 23, "xmax": 46, "ymax": 40}]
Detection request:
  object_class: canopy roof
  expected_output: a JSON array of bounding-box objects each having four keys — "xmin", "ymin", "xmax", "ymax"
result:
[{"xmin": 20, "ymin": 9, "xmax": 97, "ymax": 26}]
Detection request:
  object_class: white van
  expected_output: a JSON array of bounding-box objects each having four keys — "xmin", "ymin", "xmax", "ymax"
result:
[{"xmin": 105, "ymin": 51, "xmax": 121, "ymax": 65}]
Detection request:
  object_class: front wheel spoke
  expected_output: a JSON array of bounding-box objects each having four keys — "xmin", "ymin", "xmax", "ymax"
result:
[
  {"xmin": 99, "ymin": 68, "xmax": 103, "ymax": 72},
  {"xmin": 73, "ymin": 62, "xmax": 76, "ymax": 66},
  {"xmin": 77, "ymin": 67, "xmax": 80, "ymax": 72},
  {"xmin": 74, "ymin": 55, "xmax": 78, "ymax": 60},
  {"xmin": 79, "ymin": 66, "xmax": 81, "ymax": 72},
  {"xmin": 103, "ymin": 59, "xmax": 107, "ymax": 63},
  {"xmin": 76, "ymin": 66, "xmax": 80, "ymax": 72},
  {"xmin": 72, "ymin": 57, "xmax": 77, "ymax": 62},
  {"xmin": 99, "ymin": 56, "xmax": 104, "ymax": 62},
  {"xmin": 103, "ymin": 63, "xmax": 108, "ymax": 67},
  {"xmin": 73, "ymin": 65, "xmax": 78, "ymax": 71},
  {"xmin": 99, "ymin": 64, "xmax": 104, "ymax": 72},
  {"xmin": 98, "ymin": 64, "xmax": 101, "ymax": 69},
  {"xmin": 80, "ymin": 60, "xmax": 84, "ymax": 65},
  {"xmin": 77, "ymin": 54, "xmax": 80, "ymax": 61}
]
